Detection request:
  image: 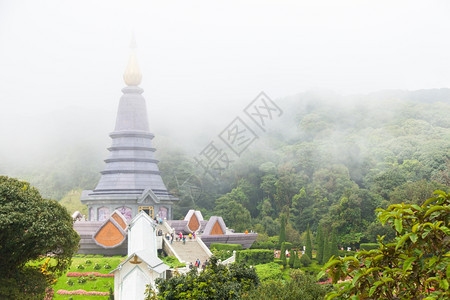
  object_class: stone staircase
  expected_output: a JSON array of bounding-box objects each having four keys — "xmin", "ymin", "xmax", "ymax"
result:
[{"xmin": 169, "ymin": 239, "xmax": 211, "ymax": 266}]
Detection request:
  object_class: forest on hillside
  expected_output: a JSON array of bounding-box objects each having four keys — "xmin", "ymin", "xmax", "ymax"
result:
[{"xmin": 2, "ymin": 89, "xmax": 449, "ymax": 248}]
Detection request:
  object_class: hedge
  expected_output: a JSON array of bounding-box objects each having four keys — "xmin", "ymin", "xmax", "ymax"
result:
[
  {"xmin": 236, "ymin": 249, "xmax": 273, "ymax": 265},
  {"xmin": 250, "ymin": 241, "xmax": 277, "ymax": 249},
  {"xmin": 359, "ymin": 243, "xmax": 378, "ymax": 251},
  {"xmin": 210, "ymin": 243, "xmax": 243, "ymax": 251}
]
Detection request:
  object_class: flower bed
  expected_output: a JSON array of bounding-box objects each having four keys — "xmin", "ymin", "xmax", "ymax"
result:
[
  {"xmin": 67, "ymin": 272, "xmax": 114, "ymax": 277},
  {"xmin": 57, "ymin": 289, "xmax": 110, "ymax": 296}
]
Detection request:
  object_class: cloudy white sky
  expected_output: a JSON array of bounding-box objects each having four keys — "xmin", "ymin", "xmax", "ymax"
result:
[{"xmin": 0, "ymin": 0, "xmax": 449, "ymax": 163}]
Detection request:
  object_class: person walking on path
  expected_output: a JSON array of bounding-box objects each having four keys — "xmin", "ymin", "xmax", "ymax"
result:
[{"xmin": 182, "ymin": 235, "xmax": 186, "ymax": 244}]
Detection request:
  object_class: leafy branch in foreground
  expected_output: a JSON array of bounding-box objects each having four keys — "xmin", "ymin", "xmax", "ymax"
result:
[{"xmin": 320, "ymin": 190, "xmax": 449, "ymax": 300}]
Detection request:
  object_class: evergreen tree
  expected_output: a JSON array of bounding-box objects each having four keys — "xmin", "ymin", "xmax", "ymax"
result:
[
  {"xmin": 323, "ymin": 230, "xmax": 330, "ymax": 264},
  {"xmin": 316, "ymin": 224, "xmax": 324, "ymax": 264},
  {"xmin": 330, "ymin": 228, "xmax": 339, "ymax": 259},
  {"xmin": 293, "ymin": 251, "xmax": 301, "ymax": 269},
  {"xmin": 305, "ymin": 224, "xmax": 312, "ymax": 259},
  {"xmin": 288, "ymin": 248, "xmax": 295, "ymax": 268},
  {"xmin": 279, "ymin": 215, "xmax": 286, "ymax": 247},
  {"xmin": 280, "ymin": 242, "xmax": 287, "ymax": 266}
]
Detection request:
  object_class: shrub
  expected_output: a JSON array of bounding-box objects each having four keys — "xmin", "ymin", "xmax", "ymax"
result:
[
  {"xmin": 250, "ymin": 240, "xmax": 277, "ymax": 249},
  {"xmin": 93, "ymin": 263, "xmax": 101, "ymax": 270},
  {"xmin": 84, "ymin": 260, "xmax": 92, "ymax": 265},
  {"xmin": 103, "ymin": 263, "xmax": 111, "ymax": 270},
  {"xmin": 236, "ymin": 249, "xmax": 273, "ymax": 265},
  {"xmin": 210, "ymin": 243, "xmax": 243, "ymax": 251},
  {"xmin": 337, "ymin": 250, "xmax": 356, "ymax": 257},
  {"xmin": 359, "ymin": 243, "xmax": 378, "ymax": 251},
  {"xmin": 254, "ymin": 262, "xmax": 284, "ymax": 281},
  {"xmin": 66, "ymin": 279, "xmax": 74, "ymax": 286},
  {"xmin": 77, "ymin": 277, "xmax": 87, "ymax": 284},
  {"xmin": 76, "ymin": 264, "xmax": 85, "ymax": 270},
  {"xmin": 299, "ymin": 253, "xmax": 312, "ymax": 267},
  {"xmin": 87, "ymin": 274, "xmax": 96, "ymax": 281}
]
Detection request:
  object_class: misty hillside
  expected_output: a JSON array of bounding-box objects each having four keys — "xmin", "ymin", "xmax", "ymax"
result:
[{"xmin": 1, "ymin": 89, "xmax": 449, "ymax": 245}]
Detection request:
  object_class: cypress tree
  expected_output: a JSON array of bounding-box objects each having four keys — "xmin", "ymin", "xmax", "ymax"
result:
[
  {"xmin": 280, "ymin": 242, "xmax": 287, "ymax": 266},
  {"xmin": 330, "ymin": 228, "xmax": 339, "ymax": 259},
  {"xmin": 288, "ymin": 248, "xmax": 295, "ymax": 267},
  {"xmin": 279, "ymin": 215, "xmax": 286, "ymax": 247},
  {"xmin": 293, "ymin": 251, "xmax": 301, "ymax": 269},
  {"xmin": 306, "ymin": 224, "xmax": 312, "ymax": 259},
  {"xmin": 316, "ymin": 224, "xmax": 324, "ymax": 264},
  {"xmin": 323, "ymin": 230, "xmax": 330, "ymax": 264}
]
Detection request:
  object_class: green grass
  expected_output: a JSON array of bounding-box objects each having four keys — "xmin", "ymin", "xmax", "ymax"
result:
[
  {"xmin": 254, "ymin": 262, "xmax": 290, "ymax": 281},
  {"xmin": 51, "ymin": 255, "xmax": 125, "ymax": 300},
  {"xmin": 159, "ymin": 256, "xmax": 186, "ymax": 268}
]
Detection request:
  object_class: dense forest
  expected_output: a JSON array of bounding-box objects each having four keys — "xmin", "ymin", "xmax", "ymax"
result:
[{"xmin": 2, "ymin": 89, "xmax": 449, "ymax": 248}]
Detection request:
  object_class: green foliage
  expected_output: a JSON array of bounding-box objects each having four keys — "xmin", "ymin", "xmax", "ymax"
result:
[
  {"xmin": 155, "ymin": 256, "xmax": 259, "ymax": 299},
  {"xmin": 322, "ymin": 231, "xmax": 331, "ymax": 264},
  {"xmin": 242, "ymin": 270, "xmax": 329, "ymax": 300},
  {"xmin": 299, "ymin": 253, "xmax": 312, "ymax": 267},
  {"xmin": 280, "ymin": 243, "xmax": 287, "ymax": 266},
  {"xmin": 236, "ymin": 249, "xmax": 274, "ymax": 265},
  {"xmin": 322, "ymin": 191, "xmax": 450, "ymax": 299},
  {"xmin": 214, "ymin": 189, "xmax": 252, "ymax": 232},
  {"xmin": 330, "ymin": 229, "xmax": 338, "ymax": 259},
  {"xmin": 250, "ymin": 240, "xmax": 277, "ymax": 249},
  {"xmin": 159, "ymin": 256, "xmax": 186, "ymax": 268},
  {"xmin": 359, "ymin": 243, "xmax": 378, "ymax": 250},
  {"xmin": 288, "ymin": 249, "xmax": 295, "ymax": 268},
  {"xmin": 316, "ymin": 224, "xmax": 324, "ymax": 264},
  {"xmin": 0, "ymin": 176, "xmax": 80, "ymax": 299},
  {"xmin": 305, "ymin": 224, "xmax": 312, "ymax": 259},
  {"xmin": 211, "ymin": 243, "xmax": 243, "ymax": 252},
  {"xmin": 279, "ymin": 214, "xmax": 287, "ymax": 246},
  {"xmin": 253, "ymin": 262, "xmax": 285, "ymax": 281},
  {"xmin": 293, "ymin": 251, "xmax": 301, "ymax": 269}
]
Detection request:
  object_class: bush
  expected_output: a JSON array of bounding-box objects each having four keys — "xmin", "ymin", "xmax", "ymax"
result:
[
  {"xmin": 236, "ymin": 249, "xmax": 274, "ymax": 265},
  {"xmin": 250, "ymin": 240, "xmax": 277, "ymax": 249},
  {"xmin": 210, "ymin": 243, "xmax": 243, "ymax": 251},
  {"xmin": 359, "ymin": 243, "xmax": 378, "ymax": 251},
  {"xmin": 299, "ymin": 253, "xmax": 312, "ymax": 267},
  {"xmin": 66, "ymin": 279, "xmax": 74, "ymax": 286},
  {"xmin": 76, "ymin": 264, "xmax": 85, "ymax": 270},
  {"xmin": 93, "ymin": 263, "xmax": 101, "ymax": 270},
  {"xmin": 254, "ymin": 262, "xmax": 284, "ymax": 281},
  {"xmin": 84, "ymin": 260, "xmax": 92, "ymax": 265},
  {"xmin": 77, "ymin": 276, "xmax": 87, "ymax": 284},
  {"xmin": 337, "ymin": 250, "xmax": 356, "ymax": 257},
  {"xmin": 103, "ymin": 263, "xmax": 111, "ymax": 270}
]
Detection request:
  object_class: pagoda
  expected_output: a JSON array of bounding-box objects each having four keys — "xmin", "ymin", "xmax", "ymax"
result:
[{"xmin": 81, "ymin": 39, "xmax": 178, "ymax": 222}]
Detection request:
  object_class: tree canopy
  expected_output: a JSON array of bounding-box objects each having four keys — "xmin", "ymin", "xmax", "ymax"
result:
[
  {"xmin": 0, "ymin": 176, "xmax": 80, "ymax": 299},
  {"xmin": 321, "ymin": 190, "xmax": 449, "ymax": 299}
]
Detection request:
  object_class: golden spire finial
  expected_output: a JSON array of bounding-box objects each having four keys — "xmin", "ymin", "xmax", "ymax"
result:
[{"xmin": 123, "ymin": 34, "xmax": 142, "ymax": 86}]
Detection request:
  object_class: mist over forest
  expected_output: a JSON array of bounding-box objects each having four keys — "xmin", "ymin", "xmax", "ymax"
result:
[{"xmin": 1, "ymin": 88, "xmax": 449, "ymax": 246}]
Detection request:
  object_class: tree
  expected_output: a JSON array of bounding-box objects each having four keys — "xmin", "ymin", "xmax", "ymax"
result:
[
  {"xmin": 305, "ymin": 224, "xmax": 312, "ymax": 259},
  {"xmin": 155, "ymin": 256, "xmax": 259, "ymax": 299},
  {"xmin": 0, "ymin": 176, "xmax": 80, "ymax": 299},
  {"xmin": 280, "ymin": 242, "xmax": 287, "ymax": 266},
  {"xmin": 243, "ymin": 270, "xmax": 328, "ymax": 300},
  {"xmin": 215, "ymin": 195, "xmax": 251, "ymax": 232},
  {"xmin": 279, "ymin": 215, "xmax": 287, "ymax": 246},
  {"xmin": 293, "ymin": 251, "xmax": 302, "ymax": 269},
  {"xmin": 329, "ymin": 228, "xmax": 338, "ymax": 259},
  {"xmin": 322, "ymin": 230, "xmax": 330, "ymax": 264},
  {"xmin": 316, "ymin": 224, "xmax": 324, "ymax": 264},
  {"xmin": 322, "ymin": 191, "xmax": 450, "ymax": 299}
]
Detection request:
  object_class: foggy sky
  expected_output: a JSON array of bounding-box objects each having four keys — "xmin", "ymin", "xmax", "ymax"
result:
[{"xmin": 1, "ymin": 0, "xmax": 449, "ymax": 166}]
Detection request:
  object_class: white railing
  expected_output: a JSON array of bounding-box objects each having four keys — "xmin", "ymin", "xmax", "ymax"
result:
[{"xmin": 196, "ymin": 237, "xmax": 213, "ymax": 257}]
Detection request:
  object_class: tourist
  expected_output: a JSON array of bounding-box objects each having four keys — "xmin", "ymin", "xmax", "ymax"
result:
[
  {"xmin": 170, "ymin": 233, "xmax": 174, "ymax": 244},
  {"xmin": 196, "ymin": 258, "xmax": 200, "ymax": 267},
  {"xmin": 189, "ymin": 233, "xmax": 192, "ymax": 240},
  {"xmin": 193, "ymin": 232, "xmax": 196, "ymax": 239},
  {"xmin": 189, "ymin": 262, "xmax": 193, "ymax": 270},
  {"xmin": 182, "ymin": 235, "xmax": 186, "ymax": 244}
]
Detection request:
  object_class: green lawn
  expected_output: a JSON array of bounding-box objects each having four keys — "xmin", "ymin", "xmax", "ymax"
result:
[{"xmin": 51, "ymin": 255, "xmax": 124, "ymax": 300}]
